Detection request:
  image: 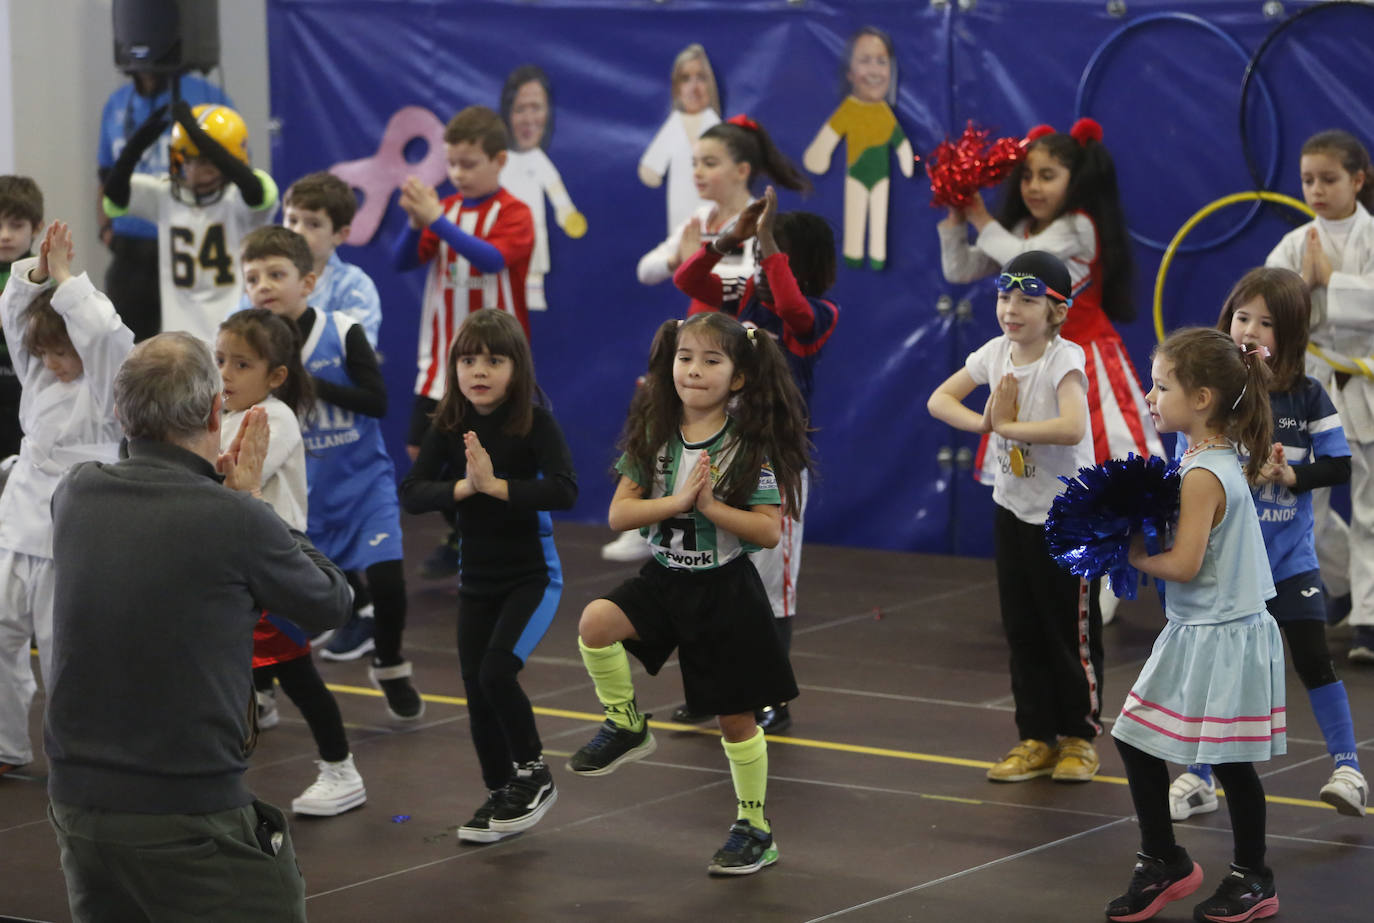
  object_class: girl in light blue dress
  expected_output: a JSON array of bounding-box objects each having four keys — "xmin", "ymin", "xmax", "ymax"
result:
[{"xmin": 1106, "ymin": 328, "xmax": 1284, "ymax": 923}]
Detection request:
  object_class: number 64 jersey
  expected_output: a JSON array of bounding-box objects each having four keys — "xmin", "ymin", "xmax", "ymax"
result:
[
  {"xmin": 123, "ymin": 172, "xmax": 278, "ymax": 344},
  {"xmin": 615, "ymin": 418, "xmax": 780, "ymax": 572}
]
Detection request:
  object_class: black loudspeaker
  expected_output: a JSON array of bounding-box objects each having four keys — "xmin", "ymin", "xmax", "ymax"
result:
[{"xmin": 113, "ymin": 0, "xmax": 220, "ymax": 74}]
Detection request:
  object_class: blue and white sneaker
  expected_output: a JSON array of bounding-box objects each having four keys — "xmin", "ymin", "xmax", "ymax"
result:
[{"xmin": 319, "ymin": 613, "xmax": 375, "ymax": 662}]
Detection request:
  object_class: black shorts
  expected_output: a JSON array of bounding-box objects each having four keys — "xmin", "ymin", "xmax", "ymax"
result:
[
  {"xmin": 605, "ymin": 555, "xmax": 798, "ymax": 717},
  {"xmin": 408, "ymin": 395, "xmax": 439, "ymax": 447},
  {"xmin": 1266, "ymin": 568, "xmax": 1326, "ymax": 624}
]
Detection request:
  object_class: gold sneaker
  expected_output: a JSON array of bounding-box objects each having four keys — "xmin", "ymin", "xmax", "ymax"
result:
[
  {"xmin": 1052, "ymin": 737, "xmax": 1100, "ymax": 782},
  {"xmin": 987, "ymin": 739, "xmax": 1056, "ymax": 782}
]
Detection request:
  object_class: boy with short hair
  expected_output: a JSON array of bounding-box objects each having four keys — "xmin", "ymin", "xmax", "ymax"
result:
[
  {"xmin": 392, "ymin": 105, "xmax": 534, "ymax": 576},
  {"xmin": 238, "ymin": 171, "xmax": 382, "ymax": 347},
  {"xmin": 0, "ymin": 220, "xmax": 135, "ymax": 775},
  {"xmin": 242, "ymin": 227, "xmax": 421, "ymax": 720},
  {"xmin": 103, "ymin": 101, "xmax": 278, "ymax": 345},
  {"xmin": 0, "ymin": 176, "xmax": 43, "ymax": 460}
]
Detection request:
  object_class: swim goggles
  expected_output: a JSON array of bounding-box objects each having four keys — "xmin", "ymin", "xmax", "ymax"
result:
[{"xmin": 995, "ymin": 272, "xmax": 1070, "ymax": 304}]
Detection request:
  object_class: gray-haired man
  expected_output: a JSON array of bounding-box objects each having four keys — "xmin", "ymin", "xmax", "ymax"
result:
[{"xmin": 44, "ymin": 332, "xmax": 352, "ymax": 922}]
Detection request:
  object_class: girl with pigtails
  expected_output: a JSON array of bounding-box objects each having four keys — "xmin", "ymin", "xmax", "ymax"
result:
[
  {"xmin": 939, "ymin": 118, "xmax": 1162, "ymax": 622},
  {"xmin": 569, "ymin": 312, "xmax": 810, "ymax": 877}
]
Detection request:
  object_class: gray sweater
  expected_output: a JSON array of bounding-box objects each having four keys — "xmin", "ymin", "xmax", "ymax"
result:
[{"xmin": 44, "ymin": 439, "xmax": 352, "ymax": 813}]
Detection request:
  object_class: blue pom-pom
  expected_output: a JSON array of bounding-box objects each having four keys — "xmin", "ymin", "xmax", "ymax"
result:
[{"xmin": 1044, "ymin": 454, "xmax": 1180, "ymax": 600}]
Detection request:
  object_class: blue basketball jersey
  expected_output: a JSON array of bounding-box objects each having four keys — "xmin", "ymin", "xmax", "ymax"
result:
[{"xmin": 300, "ymin": 310, "xmax": 403, "ymax": 569}]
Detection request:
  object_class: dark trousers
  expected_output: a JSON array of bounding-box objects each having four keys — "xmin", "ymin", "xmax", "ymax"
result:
[
  {"xmin": 994, "ymin": 505, "xmax": 1104, "ymax": 742},
  {"xmin": 254, "ymin": 657, "xmax": 349, "ymax": 762},
  {"xmin": 1115, "ymin": 738, "xmax": 1267, "ymax": 869},
  {"xmin": 366, "ymin": 559, "xmax": 408, "ymax": 666},
  {"xmin": 104, "ymin": 236, "xmax": 160, "ymax": 343},
  {"xmin": 49, "ymin": 798, "xmax": 305, "ymax": 922},
  {"xmin": 458, "ymin": 579, "xmax": 550, "ymax": 790}
]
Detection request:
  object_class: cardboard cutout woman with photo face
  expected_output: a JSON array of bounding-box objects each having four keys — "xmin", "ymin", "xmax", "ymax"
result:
[
  {"xmin": 803, "ymin": 27, "xmax": 914, "ymax": 270},
  {"xmin": 498, "ymin": 64, "xmax": 587, "ymax": 311},
  {"xmin": 638, "ymin": 44, "xmax": 723, "ymax": 236}
]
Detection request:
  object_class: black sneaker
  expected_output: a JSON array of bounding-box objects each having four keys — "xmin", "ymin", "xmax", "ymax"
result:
[
  {"xmin": 566, "ymin": 718, "xmax": 656, "ymax": 775},
  {"xmin": 670, "ymin": 704, "xmax": 713, "ymax": 724},
  {"xmin": 1192, "ymin": 865, "xmax": 1278, "ymax": 922},
  {"xmin": 488, "ymin": 762, "xmax": 558, "ymax": 833},
  {"xmin": 368, "ymin": 660, "xmax": 425, "ymax": 720},
  {"xmin": 419, "ymin": 532, "xmax": 460, "ymax": 579},
  {"xmin": 756, "ymin": 704, "xmax": 791, "ymax": 735},
  {"xmin": 1105, "ymin": 849, "xmax": 1203, "ymax": 921},
  {"xmin": 457, "ymin": 791, "xmax": 506, "ymax": 844},
  {"xmin": 707, "ymin": 820, "xmax": 778, "ymax": 876}
]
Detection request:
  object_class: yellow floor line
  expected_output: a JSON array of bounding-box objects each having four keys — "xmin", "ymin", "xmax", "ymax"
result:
[{"xmin": 325, "ymin": 682, "xmax": 1338, "ymax": 812}]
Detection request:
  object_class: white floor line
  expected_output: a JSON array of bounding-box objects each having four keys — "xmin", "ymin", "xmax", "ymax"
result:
[
  {"xmin": 803, "ymin": 816, "xmax": 1135, "ymax": 921},
  {"xmin": 303, "ymin": 779, "xmax": 725, "ymax": 901}
]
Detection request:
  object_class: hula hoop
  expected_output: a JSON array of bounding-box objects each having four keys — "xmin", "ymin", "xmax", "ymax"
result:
[
  {"xmin": 1152, "ymin": 191, "xmax": 1312, "ymax": 342},
  {"xmin": 1240, "ymin": 1, "xmax": 1374, "ymax": 226},
  {"xmin": 1075, "ymin": 12, "xmax": 1281, "ymax": 252}
]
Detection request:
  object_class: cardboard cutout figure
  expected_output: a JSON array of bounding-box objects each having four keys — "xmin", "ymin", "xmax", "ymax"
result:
[
  {"xmin": 803, "ymin": 28, "xmax": 914, "ymax": 270},
  {"xmin": 498, "ymin": 65, "xmax": 586, "ymax": 311},
  {"xmin": 639, "ymin": 44, "xmax": 722, "ymax": 236}
]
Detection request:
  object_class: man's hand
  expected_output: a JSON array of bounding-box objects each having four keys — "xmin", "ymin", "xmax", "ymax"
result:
[{"xmin": 218, "ymin": 406, "xmax": 269, "ymax": 496}]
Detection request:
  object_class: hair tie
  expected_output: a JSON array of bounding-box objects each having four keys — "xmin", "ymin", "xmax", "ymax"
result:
[
  {"xmin": 746, "ymin": 326, "xmax": 758, "ymax": 345},
  {"xmin": 1241, "ymin": 343, "xmax": 1271, "ymax": 360},
  {"xmin": 1025, "ymin": 124, "xmax": 1056, "ymax": 143},
  {"xmin": 1069, "ymin": 117, "xmax": 1103, "ymax": 146},
  {"xmin": 727, "ymin": 113, "xmax": 760, "ymax": 132},
  {"xmin": 1231, "ymin": 382, "xmax": 1248, "ymax": 411}
]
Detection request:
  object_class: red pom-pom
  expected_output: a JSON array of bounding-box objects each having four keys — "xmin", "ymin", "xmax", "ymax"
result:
[
  {"xmin": 1070, "ymin": 117, "xmax": 1103, "ymax": 145},
  {"xmin": 1025, "ymin": 123, "xmax": 1056, "ymax": 143},
  {"xmin": 925, "ymin": 121, "xmax": 1029, "ymax": 210}
]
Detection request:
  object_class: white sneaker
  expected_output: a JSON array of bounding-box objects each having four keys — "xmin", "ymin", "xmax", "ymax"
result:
[
  {"xmin": 256, "ymin": 690, "xmax": 279, "ymax": 730},
  {"xmin": 291, "ymin": 754, "xmax": 367, "ymax": 816},
  {"xmin": 1319, "ymin": 765, "xmax": 1368, "ymax": 817},
  {"xmin": 1099, "ymin": 582, "xmax": 1121, "ymax": 626},
  {"xmin": 1168, "ymin": 771, "xmax": 1219, "ymax": 821},
  {"xmin": 601, "ymin": 530, "xmax": 651, "ymax": 562}
]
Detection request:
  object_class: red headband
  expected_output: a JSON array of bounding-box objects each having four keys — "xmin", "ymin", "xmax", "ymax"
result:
[
  {"xmin": 727, "ymin": 113, "xmax": 759, "ymax": 132},
  {"xmin": 1025, "ymin": 117, "xmax": 1104, "ymax": 146}
]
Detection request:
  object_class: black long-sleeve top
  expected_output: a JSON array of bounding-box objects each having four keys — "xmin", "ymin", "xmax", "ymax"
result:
[
  {"xmin": 400, "ymin": 400, "xmax": 577, "ymax": 589},
  {"xmin": 297, "ymin": 307, "xmax": 386, "ymax": 418}
]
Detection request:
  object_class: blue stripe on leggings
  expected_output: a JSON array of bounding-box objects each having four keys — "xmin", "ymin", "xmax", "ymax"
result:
[{"xmin": 512, "ymin": 518, "xmax": 562, "ymax": 663}]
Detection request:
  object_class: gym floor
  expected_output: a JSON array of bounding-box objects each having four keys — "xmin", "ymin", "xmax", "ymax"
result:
[{"xmin": 1, "ymin": 516, "xmax": 1369, "ymax": 922}]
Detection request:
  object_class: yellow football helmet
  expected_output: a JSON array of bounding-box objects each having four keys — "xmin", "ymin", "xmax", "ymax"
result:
[{"xmin": 170, "ymin": 104, "xmax": 250, "ymax": 172}]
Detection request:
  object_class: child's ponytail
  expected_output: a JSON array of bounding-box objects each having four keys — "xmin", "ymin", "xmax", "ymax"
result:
[
  {"xmin": 702, "ymin": 119, "xmax": 812, "ymax": 195},
  {"xmin": 617, "ymin": 318, "xmax": 683, "ymax": 487},
  {"xmin": 1231, "ymin": 345, "xmax": 1275, "ymax": 483},
  {"xmin": 726, "ymin": 324, "xmax": 813, "ymax": 517}
]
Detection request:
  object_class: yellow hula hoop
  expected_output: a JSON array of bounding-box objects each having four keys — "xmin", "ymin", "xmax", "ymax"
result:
[{"xmin": 1152, "ymin": 191, "xmax": 1313, "ymax": 342}]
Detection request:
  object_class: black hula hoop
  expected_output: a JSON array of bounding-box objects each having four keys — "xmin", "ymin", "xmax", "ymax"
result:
[{"xmin": 1239, "ymin": 0, "xmax": 1374, "ymax": 226}]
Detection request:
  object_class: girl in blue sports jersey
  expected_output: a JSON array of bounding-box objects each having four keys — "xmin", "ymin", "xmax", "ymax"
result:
[
  {"xmin": 1168, "ymin": 268, "xmax": 1366, "ymax": 823},
  {"xmin": 568, "ymin": 312, "xmax": 810, "ymax": 877},
  {"xmin": 400, "ymin": 309, "xmax": 577, "ymax": 845},
  {"xmin": 217, "ymin": 309, "xmax": 365, "ymax": 817}
]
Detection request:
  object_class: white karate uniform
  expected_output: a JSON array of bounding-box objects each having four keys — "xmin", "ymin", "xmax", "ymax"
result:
[
  {"xmin": 1268, "ymin": 201, "xmax": 1374, "ymax": 626},
  {"xmin": 0, "ymin": 262, "xmax": 133, "ymax": 766},
  {"xmin": 500, "ymin": 147, "xmax": 579, "ymax": 310}
]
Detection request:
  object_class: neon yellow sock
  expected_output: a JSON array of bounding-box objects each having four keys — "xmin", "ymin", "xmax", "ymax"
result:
[
  {"xmin": 578, "ymin": 637, "xmax": 643, "ymax": 731},
  {"xmin": 722, "ymin": 728, "xmax": 769, "ymax": 831}
]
